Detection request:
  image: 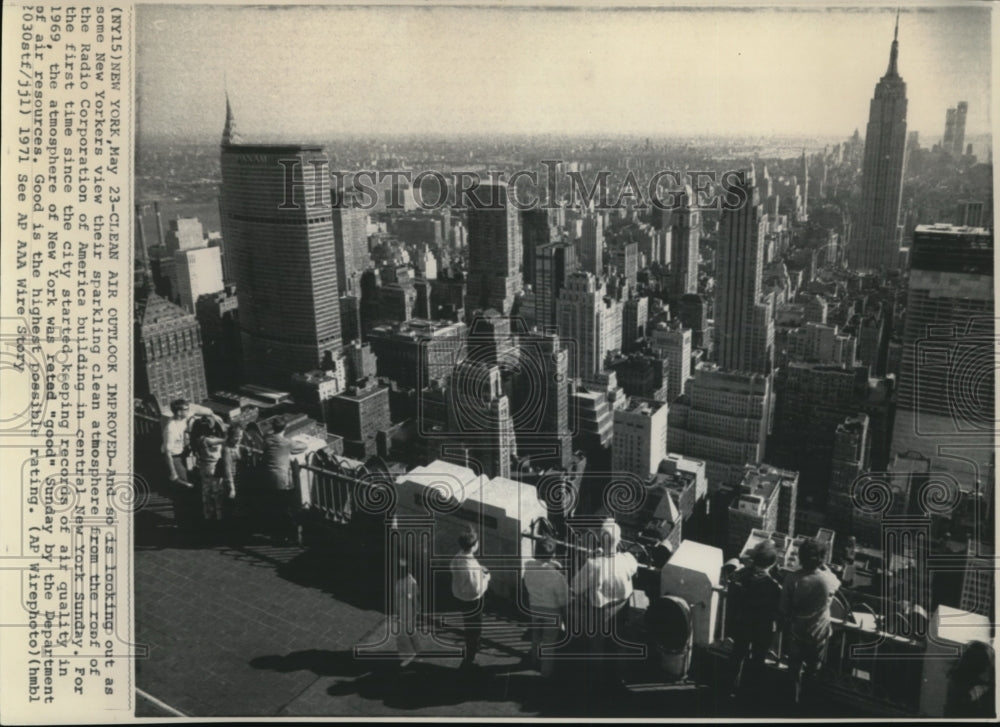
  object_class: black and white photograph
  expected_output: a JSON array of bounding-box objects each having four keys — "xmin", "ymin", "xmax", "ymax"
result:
[{"xmin": 126, "ymin": 1, "xmax": 995, "ymax": 720}]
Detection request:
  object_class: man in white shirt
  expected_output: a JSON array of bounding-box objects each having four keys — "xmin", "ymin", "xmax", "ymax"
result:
[
  {"xmin": 161, "ymin": 398, "xmax": 221, "ymax": 486},
  {"xmin": 160, "ymin": 398, "xmax": 222, "ymax": 529},
  {"xmin": 450, "ymin": 527, "xmax": 490, "ymax": 668},
  {"xmin": 522, "ymin": 537, "xmax": 568, "ymax": 677}
]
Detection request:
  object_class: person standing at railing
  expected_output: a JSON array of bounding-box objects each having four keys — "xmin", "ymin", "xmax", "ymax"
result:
[
  {"xmin": 262, "ymin": 419, "xmax": 309, "ymax": 545},
  {"xmin": 161, "ymin": 398, "xmax": 224, "ymax": 529},
  {"xmin": 570, "ymin": 518, "xmax": 639, "ymax": 692},
  {"xmin": 191, "ymin": 415, "xmax": 228, "ymax": 525},
  {"xmin": 393, "ymin": 556, "xmax": 424, "ymax": 669},
  {"xmin": 779, "ymin": 538, "xmax": 841, "ymax": 708},
  {"xmin": 522, "ymin": 537, "xmax": 568, "ymax": 678},
  {"xmin": 450, "ymin": 527, "xmax": 491, "ymax": 670},
  {"xmin": 727, "ymin": 539, "xmax": 781, "ymax": 699},
  {"xmin": 218, "ymin": 424, "xmax": 244, "ymax": 528}
]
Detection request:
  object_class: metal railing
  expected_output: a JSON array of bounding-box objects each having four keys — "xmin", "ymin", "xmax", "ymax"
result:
[
  {"xmin": 136, "ymin": 406, "xmax": 928, "ymax": 713},
  {"xmin": 136, "ymin": 407, "xmax": 380, "ymax": 527},
  {"xmin": 711, "ymin": 584, "xmax": 925, "ymax": 713}
]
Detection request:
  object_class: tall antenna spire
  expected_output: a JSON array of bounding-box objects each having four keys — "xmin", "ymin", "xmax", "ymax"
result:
[
  {"xmin": 221, "ymin": 83, "xmax": 242, "ymax": 146},
  {"xmin": 886, "ymin": 10, "xmax": 900, "ymax": 77}
]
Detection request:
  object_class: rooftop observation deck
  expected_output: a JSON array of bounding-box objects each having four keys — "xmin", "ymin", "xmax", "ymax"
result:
[{"xmin": 135, "ymin": 406, "xmax": 992, "ymax": 718}]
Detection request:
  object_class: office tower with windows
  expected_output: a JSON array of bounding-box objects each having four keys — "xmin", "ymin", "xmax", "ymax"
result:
[
  {"xmin": 892, "ymin": 224, "xmax": 994, "ymax": 491},
  {"xmin": 464, "ymin": 181, "xmax": 522, "ymax": 317},
  {"xmin": 670, "ymin": 187, "xmax": 701, "ymax": 301},
  {"xmin": 332, "ymin": 189, "xmax": 370, "ymax": 298},
  {"xmin": 579, "ymin": 211, "xmax": 604, "ymax": 276},
  {"xmin": 172, "ymin": 246, "xmax": 224, "ymax": 313},
  {"xmin": 219, "ymin": 97, "xmax": 341, "ymax": 385},
  {"xmin": 137, "ymin": 291, "xmax": 209, "ymax": 407},
  {"xmin": 667, "ymin": 363, "xmax": 771, "ymax": 494},
  {"xmin": 513, "ymin": 330, "xmax": 573, "ymax": 469},
  {"xmin": 715, "ymin": 168, "xmax": 773, "ymax": 374},
  {"xmin": 556, "ymin": 271, "xmax": 622, "ymax": 382},
  {"xmin": 534, "ymin": 240, "xmax": 577, "ymax": 332},
  {"xmin": 613, "ymin": 397, "xmax": 669, "ymax": 480},
  {"xmin": 520, "ymin": 208, "xmax": 552, "ymax": 288},
  {"xmin": 827, "ymin": 414, "xmax": 870, "ymax": 537},
  {"xmin": 446, "ymin": 359, "xmax": 517, "ymax": 479},
  {"xmin": 327, "ymin": 377, "xmax": 392, "ymax": 460},
  {"xmin": 650, "ymin": 320, "xmax": 693, "ymax": 403}
]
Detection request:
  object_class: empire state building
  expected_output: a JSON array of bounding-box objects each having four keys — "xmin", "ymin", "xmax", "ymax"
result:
[{"xmin": 849, "ymin": 17, "xmax": 908, "ymax": 272}]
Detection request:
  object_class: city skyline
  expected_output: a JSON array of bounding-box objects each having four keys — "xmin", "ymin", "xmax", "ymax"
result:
[{"xmin": 137, "ymin": 4, "xmax": 992, "ymax": 142}]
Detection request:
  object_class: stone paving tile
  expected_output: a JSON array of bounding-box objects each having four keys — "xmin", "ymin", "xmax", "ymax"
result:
[
  {"xmin": 134, "ymin": 490, "xmax": 734, "ymax": 718},
  {"xmin": 136, "ymin": 492, "xmax": 386, "ymax": 717}
]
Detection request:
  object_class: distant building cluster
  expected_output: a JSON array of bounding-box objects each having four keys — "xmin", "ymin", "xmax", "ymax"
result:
[{"xmin": 134, "ymin": 20, "xmax": 994, "ymax": 695}]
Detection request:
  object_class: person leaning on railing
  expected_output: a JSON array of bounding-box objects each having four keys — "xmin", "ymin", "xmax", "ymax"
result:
[
  {"xmin": 522, "ymin": 537, "xmax": 568, "ymax": 678},
  {"xmin": 219, "ymin": 424, "xmax": 244, "ymax": 504},
  {"xmin": 261, "ymin": 419, "xmax": 309, "ymax": 545},
  {"xmin": 727, "ymin": 539, "xmax": 782, "ymax": 698},
  {"xmin": 569, "ymin": 518, "xmax": 639, "ymax": 692},
  {"xmin": 779, "ymin": 538, "xmax": 841, "ymax": 708}
]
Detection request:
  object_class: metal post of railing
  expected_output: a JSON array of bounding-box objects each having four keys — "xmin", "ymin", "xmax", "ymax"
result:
[{"xmin": 717, "ymin": 586, "xmax": 728, "ymax": 642}]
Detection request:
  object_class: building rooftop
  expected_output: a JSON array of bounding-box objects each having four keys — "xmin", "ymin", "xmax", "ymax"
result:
[
  {"xmin": 620, "ymin": 397, "xmax": 665, "ymax": 416},
  {"xmin": 739, "ymin": 463, "xmax": 797, "ymax": 496}
]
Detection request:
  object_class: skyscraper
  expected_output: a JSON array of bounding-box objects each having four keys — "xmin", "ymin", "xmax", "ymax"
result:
[
  {"xmin": 464, "ymin": 181, "xmax": 522, "ymax": 317},
  {"xmin": 715, "ymin": 168, "xmax": 773, "ymax": 374},
  {"xmin": 650, "ymin": 320, "xmax": 692, "ymax": 404},
  {"xmin": 953, "ymin": 101, "xmax": 969, "ymax": 157},
  {"xmin": 219, "ymin": 96, "xmax": 342, "ymax": 386},
  {"xmin": 849, "ymin": 17, "xmax": 908, "ymax": 272},
  {"xmin": 827, "ymin": 414, "xmax": 870, "ymax": 538},
  {"xmin": 943, "ymin": 107, "xmax": 957, "ymax": 154},
  {"xmin": 172, "ymin": 246, "xmax": 224, "ymax": 313},
  {"xmin": 136, "ymin": 291, "xmax": 209, "ymax": 407},
  {"xmin": 332, "ymin": 189, "xmax": 370, "ymax": 298},
  {"xmin": 892, "ymin": 224, "xmax": 994, "ymax": 491},
  {"xmin": 613, "ymin": 397, "xmax": 668, "ymax": 480},
  {"xmin": 669, "ymin": 187, "xmax": 700, "ymax": 301},
  {"xmin": 446, "ymin": 359, "xmax": 517, "ymax": 479},
  {"xmin": 327, "ymin": 377, "xmax": 392, "ymax": 460},
  {"xmin": 556, "ymin": 271, "xmax": 622, "ymax": 382},
  {"xmin": 667, "ymin": 363, "xmax": 771, "ymax": 494},
  {"xmin": 579, "ymin": 211, "xmax": 604, "ymax": 276},
  {"xmin": 520, "ymin": 208, "xmax": 552, "ymax": 288},
  {"xmin": 513, "ymin": 330, "xmax": 573, "ymax": 469},
  {"xmin": 942, "ymin": 101, "xmax": 969, "ymax": 157},
  {"xmin": 534, "ymin": 239, "xmax": 576, "ymax": 332}
]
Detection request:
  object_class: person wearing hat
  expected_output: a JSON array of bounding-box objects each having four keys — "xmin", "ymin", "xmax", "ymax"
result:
[
  {"xmin": 727, "ymin": 538, "xmax": 782, "ymax": 698},
  {"xmin": 522, "ymin": 537, "xmax": 568, "ymax": 677}
]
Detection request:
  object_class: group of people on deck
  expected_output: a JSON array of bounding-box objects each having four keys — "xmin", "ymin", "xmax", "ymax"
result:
[
  {"xmin": 392, "ymin": 519, "xmax": 639, "ymax": 688},
  {"xmin": 159, "ymin": 397, "xmax": 307, "ymax": 543}
]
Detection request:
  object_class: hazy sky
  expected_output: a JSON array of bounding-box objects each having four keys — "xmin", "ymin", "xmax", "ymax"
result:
[{"xmin": 136, "ymin": 3, "xmax": 992, "ymax": 142}]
